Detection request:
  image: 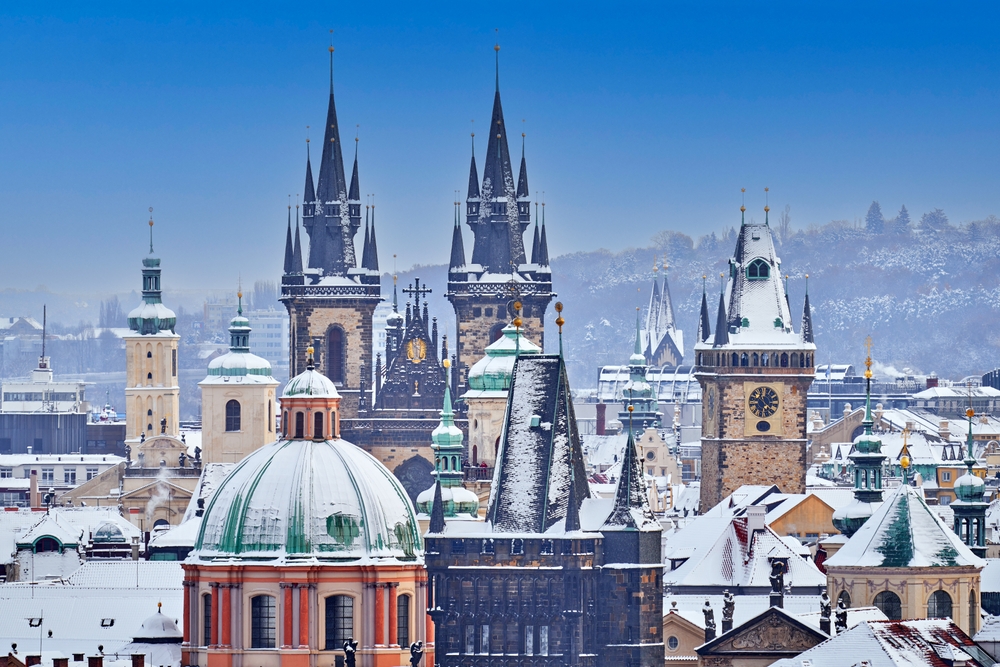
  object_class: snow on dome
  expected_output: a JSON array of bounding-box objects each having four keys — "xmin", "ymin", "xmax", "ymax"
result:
[
  {"xmin": 954, "ymin": 468, "xmax": 986, "ymax": 502},
  {"xmin": 192, "ymin": 436, "xmax": 421, "ymax": 561},
  {"xmin": 415, "ymin": 484, "xmax": 480, "ymax": 518},
  {"xmin": 127, "ymin": 301, "xmax": 177, "ymax": 334},
  {"xmin": 134, "ymin": 605, "xmax": 182, "ymax": 642},
  {"xmin": 467, "ymin": 324, "xmax": 542, "ymax": 392},
  {"xmin": 282, "ymin": 367, "xmax": 340, "ymax": 398},
  {"xmin": 205, "ymin": 351, "xmax": 272, "ymax": 378}
]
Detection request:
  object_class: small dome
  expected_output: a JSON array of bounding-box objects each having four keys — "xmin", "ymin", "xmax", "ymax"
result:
[
  {"xmin": 832, "ymin": 499, "xmax": 876, "ymax": 537},
  {"xmin": 206, "ymin": 351, "xmax": 273, "ymax": 377},
  {"xmin": 467, "ymin": 324, "xmax": 542, "ymax": 391},
  {"xmin": 93, "ymin": 521, "xmax": 126, "ymax": 543},
  {"xmin": 127, "ymin": 301, "xmax": 177, "ymax": 335},
  {"xmin": 134, "ymin": 607, "xmax": 182, "ymax": 642},
  {"xmin": 416, "ymin": 484, "xmax": 480, "ymax": 518},
  {"xmin": 193, "ymin": 437, "xmax": 421, "ymax": 561},
  {"xmin": 283, "ymin": 368, "xmax": 340, "ymax": 398},
  {"xmin": 386, "ymin": 310, "xmax": 404, "ymax": 327},
  {"xmin": 955, "ymin": 469, "xmax": 986, "ymax": 502}
]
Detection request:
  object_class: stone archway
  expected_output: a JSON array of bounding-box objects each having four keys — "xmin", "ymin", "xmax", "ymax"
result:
[{"xmin": 393, "ymin": 455, "xmax": 436, "ymax": 506}]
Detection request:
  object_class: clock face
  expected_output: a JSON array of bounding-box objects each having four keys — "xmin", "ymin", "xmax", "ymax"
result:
[{"xmin": 748, "ymin": 386, "xmax": 779, "ymax": 418}]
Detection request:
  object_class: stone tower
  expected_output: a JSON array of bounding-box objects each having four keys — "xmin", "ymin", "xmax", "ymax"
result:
[
  {"xmin": 446, "ymin": 46, "xmax": 554, "ymax": 393},
  {"xmin": 694, "ymin": 204, "xmax": 816, "ymax": 510},
  {"xmin": 280, "ymin": 49, "xmax": 381, "ymax": 418},
  {"xmin": 124, "ymin": 217, "xmax": 180, "ymax": 442}
]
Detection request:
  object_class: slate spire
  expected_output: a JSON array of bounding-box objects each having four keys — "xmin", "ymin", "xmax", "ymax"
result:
[
  {"xmin": 698, "ymin": 277, "xmax": 712, "ymax": 342},
  {"xmin": 303, "ymin": 142, "xmax": 316, "ymax": 205},
  {"xmin": 466, "ymin": 136, "xmax": 480, "ymax": 199},
  {"xmin": 291, "ymin": 206, "xmax": 303, "ymax": 273},
  {"xmin": 713, "ymin": 288, "xmax": 729, "ymax": 347},
  {"xmin": 516, "ymin": 134, "xmax": 529, "ymax": 198},
  {"xmin": 604, "ymin": 426, "xmax": 655, "ymax": 529},
  {"xmin": 536, "ymin": 204, "xmax": 550, "ymax": 266},
  {"xmin": 348, "ymin": 139, "xmax": 360, "ymax": 202},
  {"xmin": 428, "ymin": 479, "xmax": 445, "ymax": 534},
  {"xmin": 360, "ymin": 204, "xmax": 371, "ymax": 269},
  {"xmin": 367, "ymin": 201, "xmax": 379, "ymax": 272},
  {"xmin": 530, "ymin": 202, "xmax": 541, "ymax": 264},
  {"xmin": 283, "ymin": 205, "xmax": 294, "ymax": 275},
  {"xmin": 449, "ymin": 202, "xmax": 466, "ymax": 269},
  {"xmin": 316, "ymin": 52, "xmax": 348, "ymax": 206},
  {"xmin": 801, "ymin": 277, "xmax": 814, "ymax": 344}
]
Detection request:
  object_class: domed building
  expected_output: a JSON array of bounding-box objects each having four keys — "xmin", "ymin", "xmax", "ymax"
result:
[
  {"xmin": 199, "ymin": 294, "xmax": 279, "ymax": 464},
  {"xmin": 462, "ymin": 323, "xmax": 541, "ymax": 467},
  {"xmin": 181, "ymin": 353, "xmax": 431, "ymax": 667}
]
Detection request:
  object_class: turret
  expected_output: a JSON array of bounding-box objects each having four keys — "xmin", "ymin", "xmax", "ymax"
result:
[{"xmin": 952, "ymin": 402, "xmax": 988, "ymax": 557}]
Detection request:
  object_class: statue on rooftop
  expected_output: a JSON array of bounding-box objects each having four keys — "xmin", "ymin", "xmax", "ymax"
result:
[
  {"xmin": 409, "ymin": 641, "xmax": 424, "ymax": 666},
  {"xmin": 835, "ymin": 599, "xmax": 848, "ymax": 633},
  {"xmin": 344, "ymin": 637, "xmax": 358, "ymax": 667},
  {"xmin": 769, "ymin": 560, "xmax": 784, "ymax": 594}
]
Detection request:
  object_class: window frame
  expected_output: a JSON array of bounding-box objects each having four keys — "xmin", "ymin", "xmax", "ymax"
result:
[
  {"xmin": 250, "ymin": 594, "xmax": 276, "ymax": 649},
  {"xmin": 324, "ymin": 594, "xmax": 354, "ymax": 650},
  {"xmin": 225, "ymin": 400, "xmax": 241, "ymax": 433}
]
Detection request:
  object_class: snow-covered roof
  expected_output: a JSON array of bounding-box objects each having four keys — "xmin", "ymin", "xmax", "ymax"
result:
[
  {"xmin": 16, "ymin": 512, "xmax": 82, "ymax": 548},
  {"xmin": 181, "ymin": 462, "xmax": 234, "ymax": 522},
  {"xmin": 466, "ymin": 324, "xmax": 542, "ymax": 392},
  {"xmin": 201, "ymin": 351, "xmax": 275, "ymax": 383},
  {"xmin": 979, "ymin": 557, "xmax": 1000, "ymax": 593},
  {"xmin": 64, "ymin": 561, "xmax": 182, "ymax": 588},
  {"xmin": 193, "ymin": 436, "xmax": 421, "ymax": 562},
  {"xmin": 665, "ymin": 595, "xmax": 883, "ymax": 632},
  {"xmin": 825, "ymin": 483, "xmax": 984, "ymax": 569},
  {"xmin": 134, "ymin": 606, "xmax": 182, "ymax": 641},
  {"xmin": 0, "ymin": 454, "xmax": 123, "ymax": 466},
  {"xmin": 914, "ymin": 385, "xmax": 1000, "ymax": 400},
  {"xmin": 148, "ymin": 516, "xmax": 202, "ymax": 549},
  {"xmin": 282, "ymin": 367, "xmax": 339, "ymax": 398},
  {"xmin": 770, "ymin": 619, "xmax": 993, "ymax": 667}
]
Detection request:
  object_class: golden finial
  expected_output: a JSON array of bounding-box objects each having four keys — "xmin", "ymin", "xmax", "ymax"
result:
[
  {"xmin": 652, "ymin": 254, "xmax": 658, "ymax": 272},
  {"xmin": 513, "ymin": 316, "xmax": 522, "ymax": 328},
  {"xmin": 628, "ymin": 405, "xmax": 634, "ymax": 413},
  {"xmin": 443, "ymin": 358, "xmax": 450, "ymax": 369},
  {"xmin": 764, "ymin": 186, "xmax": 770, "ymax": 213},
  {"xmin": 967, "ymin": 407, "xmax": 975, "ymax": 418},
  {"xmin": 900, "ymin": 427, "xmax": 911, "ymax": 470},
  {"xmin": 514, "ymin": 300, "xmax": 522, "ymax": 311},
  {"xmin": 307, "ymin": 345, "xmax": 314, "ymax": 356},
  {"xmin": 495, "ymin": 43, "xmax": 500, "ymax": 52},
  {"xmin": 555, "ymin": 302, "xmax": 564, "ymax": 329},
  {"xmin": 863, "ymin": 335, "xmax": 873, "ymax": 379},
  {"xmin": 158, "ymin": 602, "xmax": 162, "ymax": 611},
  {"xmin": 329, "ymin": 29, "xmax": 334, "ymax": 53},
  {"xmin": 522, "ymin": 132, "xmax": 526, "ymax": 138}
]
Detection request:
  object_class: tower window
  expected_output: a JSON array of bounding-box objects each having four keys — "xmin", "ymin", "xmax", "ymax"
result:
[
  {"xmin": 294, "ymin": 412, "xmax": 304, "ymax": 439},
  {"xmin": 327, "ymin": 327, "xmax": 345, "ymax": 384},
  {"xmin": 146, "ymin": 351, "xmax": 152, "ymax": 358},
  {"xmin": 225, "ymin": 400, "xmax": 241, "ymax": 432},
  {"xmin": 147, "ymin": 372, "xmax": 153, "ymax": 380},
  {"xmin": 314, "ymin": 411, "xmax": 324, "ymax": 440},
  {"xmin": 747, "ymin": 258, "xmax": 770, "ymax": 280}
]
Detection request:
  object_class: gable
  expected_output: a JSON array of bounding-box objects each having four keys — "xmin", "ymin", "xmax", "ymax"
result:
[{"xmin": 698, "ymin": 607, "xmax": 827, "ymax": 656}]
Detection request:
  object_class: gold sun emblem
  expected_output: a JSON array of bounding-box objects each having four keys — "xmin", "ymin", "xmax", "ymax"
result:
[{"xmin": 407, "ymin": 339, "xmax": 427, "ymax": 364}]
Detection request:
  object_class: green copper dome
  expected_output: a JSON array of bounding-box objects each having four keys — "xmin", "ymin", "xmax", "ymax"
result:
[
  {"xmin": 192, "ymin": 436, "xmax": 421, "ymax": 561},
  {"xmin": 467, "ymin": 324, "xmax": 542, "ymax": 391}
]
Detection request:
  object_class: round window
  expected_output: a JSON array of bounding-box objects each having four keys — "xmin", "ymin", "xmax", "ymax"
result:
[
  {"xmin": 646, "ymin": 451, "xmax": 655, "ymax": 461},
  {"xmin": 668, "ymin": 636, "xmax": 679, "ymax": 650}
]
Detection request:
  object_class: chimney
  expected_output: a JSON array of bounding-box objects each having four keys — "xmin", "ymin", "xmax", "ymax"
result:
[
  {"xmin": 88, "ymin": 657, "xmax": 103, "ymax": 667},
  {"xmin": 73, "ymin": 655, "xmax": 85, "ymax": 662},
  {"xmin": 596, "ymin": 403, "xmax": 607, "ymax": 436},
  {"xmin": 54, "ymin": 658, "xmax": 69, "ymax": 667},
  {"xmin": 130, "ymin": 655, "xmax": 144, "ymax": 667},
  {"xmin": 747, "ymin": 505, "xmax": 766, "ymax": 533},
  {"xmin": 26, "ymin": 657, "xmax": 41, "ymax": 666},
  {"xmin": 29, "ymin": 470, "xmax": 39, "ymax": 509},
  {"xmin": 926, "ymin": 373, "xmax": 939, "ymax": 389}
]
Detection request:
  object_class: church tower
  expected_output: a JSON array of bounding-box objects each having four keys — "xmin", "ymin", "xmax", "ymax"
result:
[
  {"xmin": 124, "ymin": 216, "xmax": 180, "ymax": 442},
  {"xmin": 281, "ymin": 46, "xmax": 381, "ymax": 418},
  {"xmin": 446, "ymin": 44, "xmax": 554, "ymax": 393},
  {"xmin": 694, "ymin": 199, "xmax": 816, "ymax": 509}
]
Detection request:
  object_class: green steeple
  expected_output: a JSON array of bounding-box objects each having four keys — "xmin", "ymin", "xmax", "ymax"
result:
[
  {"xmin": 127, "ymin": 216, "xmax": 177, "ymax": 335},
  {"xmin": 431, "ymin": 382, "xmax": 465, "ymax": 488},
  {"xmin": 952, "ymin": 402, "xmax": 988, "ymax": 556}
]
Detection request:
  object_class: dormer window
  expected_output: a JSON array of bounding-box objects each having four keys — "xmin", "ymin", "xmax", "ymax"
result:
[{"xmin": 747, "ymin": 258, "xmax": 770, "ymax": 280}]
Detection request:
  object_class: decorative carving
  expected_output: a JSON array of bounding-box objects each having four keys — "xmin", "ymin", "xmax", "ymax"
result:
[{"xmin": 721, "ymin": 613, "xmax": 818, "ymax": 652}]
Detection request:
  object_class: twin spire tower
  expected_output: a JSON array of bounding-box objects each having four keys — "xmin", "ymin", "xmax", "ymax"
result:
[{"xmin": 281, "ymin": 40, "xmax": 554, "ymax": 417}]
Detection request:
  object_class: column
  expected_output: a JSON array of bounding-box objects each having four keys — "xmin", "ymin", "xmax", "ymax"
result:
[
  {"xmin": 182, "ymin": 580, "xmax": 192, "ymax": 644},
  {"xmin": 210, "ymin": 583, "xmax": 220, "ymax": 647},
  {"xmin": 221, "ymin": 584, "xmax": 232, "ymax": 648},
  {"xmin": 388, "ymin": 583, "xmax": 398, "ymax": 647},
  {"xmin": 299, "ymin": 584, "xmax": 310, "ymax": 648},
  {"xmin": 282, "ymin": 583, "xmax": 294, "ymax": 648},
  {"xmin": 374, "ymin": 583, "xmax": 385, "ymax": 646}
]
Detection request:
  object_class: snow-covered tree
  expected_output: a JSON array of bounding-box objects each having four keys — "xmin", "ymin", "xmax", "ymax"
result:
[
  {"xmin": 865, "ymin": 201, "xmax": 884, "ymax": 234},
  {"xmin": 918, "ymin": 208, "xmax": 950, "ymax": 234}
]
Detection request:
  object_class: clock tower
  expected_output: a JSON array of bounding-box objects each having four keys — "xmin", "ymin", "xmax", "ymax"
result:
[{"xmin": 695, "ymin": 200, "xmax": 816, "ymax": 510}]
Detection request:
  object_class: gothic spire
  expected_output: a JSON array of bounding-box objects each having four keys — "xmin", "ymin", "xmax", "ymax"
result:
[
  {"xmin": 516, "ymin": 134, "xmax": 529, "ymax": 198},
  {"xmin": 428, "ymin": 479, "xmax": 445, "ymax": 534},
  {"xmin": 466, "ymin": 136, "xmax": 480, "ymax": 199},
  {"xmin": 564, "ymin": 461, "xmax": 581, "ymax": 532},
  {"xmin": 316, "ymin": 51, "xmax": 348, "ymax": 205},
  {"xmin": 292, "ymin": 206, "xmax": 303, "ymax": 273},
  {"xmin": 348, "ymin": 139, "xmax": 360, "ymax": 202},
  {"xmin": 449, "ymin": 203, "xmax": 466, "ymax": 269},
  {"xmin": 481, "ymin": 71, "xmax": 514, "ymax": 204},
  {"xmin": 531, "ymin": 202, "xmax": 541, "ymax": 263},
  {"xmin": 303, "ymin": 141, "xmax": 316, "ymax": 204},
  {"xmin": 283, "ymin": 205, "xmax": 294, "ymax": 274},
  {"xmin": 604, "ymin": 426, "xmax": 655, "ymax": 529},
  {"xmin": 360, "ymin": 205, "xmax": 371, "ymax": 269},
  {"xmin": 801, "ymin": 277, "xmax": 815, "ymax": 344},
  {"xmin": 367, "ymin": 201, "xmax": 379, "ymax": 272},
  {"xmin": 698, "ymin": 278, "xmax": 712, "ymax": 342},
  {"xmin": 536, "ymin": 204, "xmax": 550, "ymax": 266},
  {"xmin": 713, "ymin": 289, "xmax": 729, "ymax": 347}
]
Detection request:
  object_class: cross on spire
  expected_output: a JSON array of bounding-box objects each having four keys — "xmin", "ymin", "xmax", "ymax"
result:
[{"xmin": 403, "ymin": 278, "xmax": 432, "ymax": 312}]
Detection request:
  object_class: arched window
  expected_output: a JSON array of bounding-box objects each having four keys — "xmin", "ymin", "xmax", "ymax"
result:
[
  {"xmin": 35, "ymin": 537, "xmax": 60, "ymax": 553},
  {"xmin": 202, "ymin": 593, "xmax": 212, "ymax": 647},
  {"xmin": 732, "ymin": 353, "xmax": 739, "ymax": 366},
  {"xmin": 837, "ymin": 590, "xmax": 851, "ymax": 608},
  {"xmin": 752, "ymin": 353, "xmax": 759, "ymax": 366},
  {"xmin": 250, "ymin": 595, "xmax": 276, "ymax": 648},
  {"xmin": 780, "ymin": 353, "xmax": 789, "ymax": 368},
  {"xmin": 314, "ymin": 411, "xmax": 324, "ymax": 440},
  {"xmin": 397, "ymin": 594, "xmax": 411, "ymax": 646},
  {"xmin": 747, "ymin": 258, "xmax": 770, "ymax": 280},
  {"xmin": 282, "ymin": 410, "xmax": 288, "ymax": 437},
  {"xmin": 147, "ymin": 409, "xmax": 153, "ymax": 416},
  {"xmin": 874, "ymin": 591, "xmax": 902, "ymax": 620},
  {"xmin": 697, "ymin": 353, "xmax": 702, "ymax": 366},
  {"xmin": 327, "ymin": 327, "xmax": 345, "ymax": 384},
  {"xmin": 970, "ymin": 590, "xmax": 978, "ymax": 634},
  {"xmin": 740, "ymin": 353, "xmax": 749, "ymax": 367},
  {"xmin": 761, "ymin": 353, "xmax": 769, "ymax": 367},
  {"xmin": 295, "ymin": 412, "xmax": 304, "ymax": 439},
  {"xmin": 147, "ymin": 372, "xmax": 153, "ymax": 380},
  {"xmin": 489, "ymin": 322, "xmax": 505, "ymax": 343},
  {"xmin": 800, "ymin": 353, "xmax": 806, "ymax": 367},
  {"xmin": 927, "ymin": 590, "xmax": 952, "ymax": 619},
  {"xmin": 325, "ymin": 595, "xmax": 354, "ymax": 650},
  {"xmin": 225, "ymin": 400, "xmax": 241, "ymax": 432},
  {"xmin": 806, "ymin": 354, "xmax": 812, "ymax": 367}
]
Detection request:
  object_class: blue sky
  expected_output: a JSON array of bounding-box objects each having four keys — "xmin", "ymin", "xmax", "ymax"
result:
[{"xmin": 2, "ymin": 2, "xmax": 999, "ymax": 292}]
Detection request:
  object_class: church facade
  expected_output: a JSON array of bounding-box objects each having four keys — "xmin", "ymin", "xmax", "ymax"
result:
[{"xmin": 694, "ymin": 205, "xmax": 816, "ymax": 509}]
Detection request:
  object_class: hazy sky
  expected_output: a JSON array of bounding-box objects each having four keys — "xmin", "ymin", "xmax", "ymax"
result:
[{"xmin": 2, "ymin": 2, "xmax": 1000, "ymax": 293}]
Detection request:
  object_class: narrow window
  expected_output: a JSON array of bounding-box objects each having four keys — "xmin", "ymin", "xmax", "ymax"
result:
[
  {"xmin": 327, "ymin": 328, "xmax": 344, "ymax": 383},
  {"xmin": 225, "ymin": 400, "xmax": 241, "ymax": 432},
  {"xmin": 314, "ymin": 411, "xmax": 324, "ymax": 440},
  {"xmin": 539, "ymin": 625, "xmax": 549, "ymax": 656},
  {"xmin": 525, "ymin": 625, "xmax": 534, "ymax": 655},
  {"xmin": 970, "ymin": 591, "xmax": 979, "ymax": 634},
  {"xmin": 324, "ymin": 595, "xmax": 354, "ymax": 650},
  {"xmin": 172, "ymin": 349, "xmax": 177, "ymax": 376},
  {"xmin": 465, "ymin": 626, "xmax": 475, "ymax": 654},
  {"xmin": 250, "ymin": 595, "xmax": 276, "ymax": 648},
  {"xmin": 203, "ymin": 594, "xmax": 212, "ymax": 646},
  {"xmin": 481, "ymin": 625, "xmax": 490, "ymax": 654},
  {"xmin": 397, "ymin": 594, "xmax": 410, "ymax": 646},
  {"xmin": 268, "ymin": 401, "xmax": 273, "ymax": 432},
  {"xmin": 295, "ymin": 412, "xmax": 304, "ymax": 439}
]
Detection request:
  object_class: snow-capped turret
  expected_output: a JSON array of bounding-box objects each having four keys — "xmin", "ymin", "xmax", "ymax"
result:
[
  {"xmin": 712, "ymin": 291, "xmax": 728, "ymax": 347},
  {"xmin": 698, "ymin": 279, "xmax": 712, "ymax": 342}
]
